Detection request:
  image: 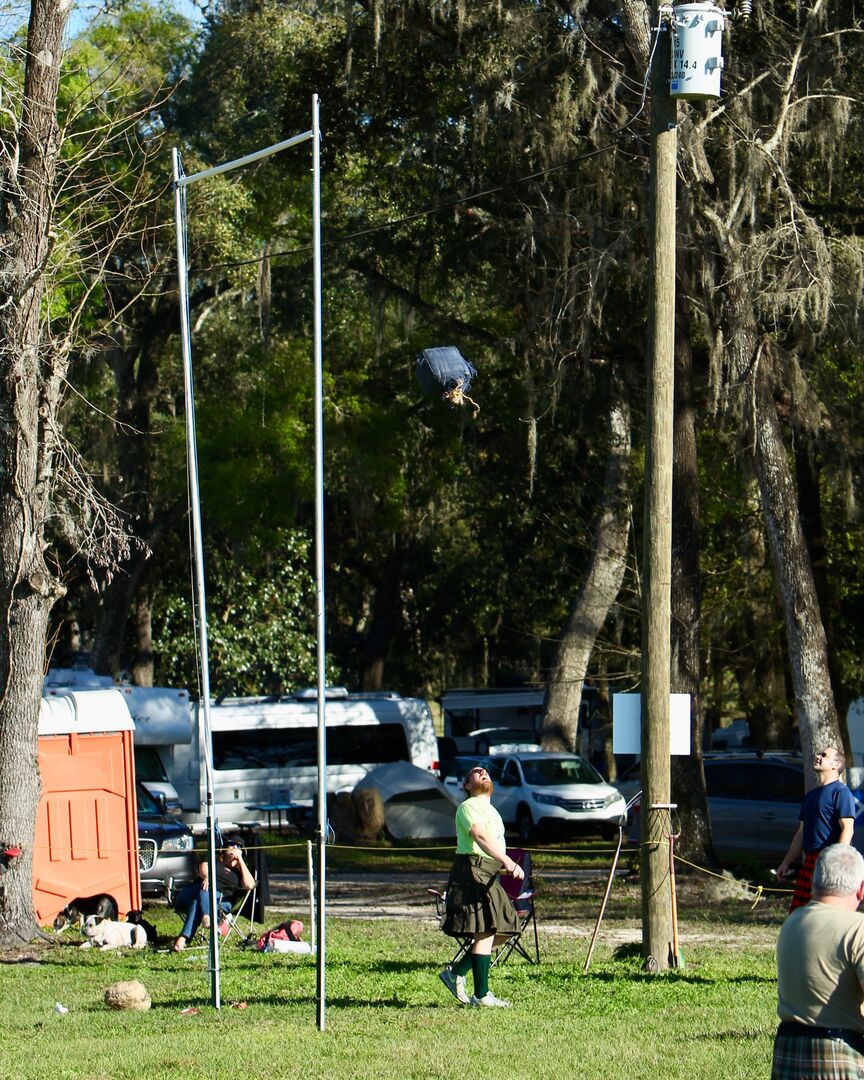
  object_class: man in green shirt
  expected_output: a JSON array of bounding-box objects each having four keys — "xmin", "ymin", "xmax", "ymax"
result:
[{"xmin": 438, "ymin": 765, "xmax": 524, "ymax": 1007}]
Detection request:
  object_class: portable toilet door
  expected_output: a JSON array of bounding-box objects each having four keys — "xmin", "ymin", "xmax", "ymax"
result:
[{"xmin": 34, "ymin": 690, "xmax": 141, "ymax": 925}]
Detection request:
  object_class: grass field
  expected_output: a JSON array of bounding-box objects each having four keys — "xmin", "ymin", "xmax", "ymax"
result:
[{"xmin": 0, "ymin": 858, "xmax": 786, "ymax": 1080}]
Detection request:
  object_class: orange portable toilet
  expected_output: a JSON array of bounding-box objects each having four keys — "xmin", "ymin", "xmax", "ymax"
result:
[{"xmin": 35, "ymin": 690, "xmax": 140, "ymax": 925}]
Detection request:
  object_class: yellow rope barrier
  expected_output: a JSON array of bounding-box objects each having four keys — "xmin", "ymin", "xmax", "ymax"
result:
[
  {"xmin": 28, "ymin": 830, "xmax": 796, "ymax": 907},
  {"xmin": 672, "ymin": 851, "xmax": 792, "ymax": 898}
]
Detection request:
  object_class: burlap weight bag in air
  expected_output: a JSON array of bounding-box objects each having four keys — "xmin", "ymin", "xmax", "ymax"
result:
[{"xmin": 416, "ymin": 346, "xmax": 479, "ymax": 415}]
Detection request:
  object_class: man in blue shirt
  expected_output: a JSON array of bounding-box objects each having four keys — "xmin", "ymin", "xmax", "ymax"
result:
[{"xmin": 777, "ymin": 746, "xmax": 856, "ymax": 911}]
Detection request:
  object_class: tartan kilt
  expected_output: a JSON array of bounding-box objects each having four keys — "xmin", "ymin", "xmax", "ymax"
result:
[
  {"xmin": 441, "ymin": 854, "xmax": 519, "ymax": 939},
  {"xmin": 771, "ymin": 1032, "xmax": 864, "ymax": 1080},
  {"xmin": 790, "ymin": 850, "xmax": 819, "ymax": 912}
]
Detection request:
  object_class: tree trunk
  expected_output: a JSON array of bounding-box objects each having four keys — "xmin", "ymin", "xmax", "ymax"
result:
[
  {"xmin": 669, "ymin": 304, "xmax": 714, "ymax": 863},
  {"xmin": 740, "ymin": 603, "xmax": 791, "ymax": 749},
  {"xmin": 543, "ymin": 394, "xmax": 631, "ymax": 750},
  {"xmin": 361, "ymin": 540, "xmax": 404, "ymax": 691},
  {"xmin": 0, "ymin": 0, "xmax": 71, "ymax": 944},
  {"xmin": 132, "ymin": 587, "xmax": 154, "ymax": 688},
  {"xmin": 753, "ymin": 348, "xmax": 839, "ymax": 782},
  {"xmin": 90, "ymin": 549, "xmax": 151, "ymax": 679},
  {"xmin": 795, "ymin": 442, "xmax": 847, "ymax": 735},
  {"xmin": 89, "ymin": 333, "xmax": 162, "ymax": 679},
  {"xmin": 722, "ymin": 264, "xmax": 840, "ymax": 786}
]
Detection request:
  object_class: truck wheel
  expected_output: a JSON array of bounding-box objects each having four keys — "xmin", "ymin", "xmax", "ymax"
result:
[{"xmin": 517, "ymin": 808, "xmax": 534, "ymax": 844}]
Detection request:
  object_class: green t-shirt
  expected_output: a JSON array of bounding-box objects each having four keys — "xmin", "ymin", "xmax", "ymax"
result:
[{"xmin": 455, "ymin": 796, "xmax": 506, "ymax": 856}]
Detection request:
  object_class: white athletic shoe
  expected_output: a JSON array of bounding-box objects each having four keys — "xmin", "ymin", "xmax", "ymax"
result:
[
  {"xmin": 439, "ymin": 967, "xmax": 470, "ymax": 1005},
  {"xmin": 470, "ymin": 992, "xmax": 512, "ymax": 1008}
]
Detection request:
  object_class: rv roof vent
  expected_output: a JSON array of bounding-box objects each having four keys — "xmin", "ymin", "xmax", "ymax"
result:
[
  {"xmin": 347, "ymin": 691, "xmax": 400, "ymax": 701},
  {"xmin": 292, "ymin": 687, "xmax": 350, "ymax": 701}
]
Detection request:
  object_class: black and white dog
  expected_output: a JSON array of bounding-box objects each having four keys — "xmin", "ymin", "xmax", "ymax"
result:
[
  {"xmin": 80, "ymin": 915, "xmax": 148, "ymax": 950},
  {"xmin": 53, "ymin": 894, "xmax": 118, "ymax": 932},
  {"xmin": 126, "ymin": 909, "xmax": 159, "ymax": 945}
]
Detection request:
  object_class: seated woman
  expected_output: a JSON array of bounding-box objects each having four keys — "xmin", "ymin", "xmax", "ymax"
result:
[{"xmin": 173, "ymin": 837, "xmax": 256, "ymax": 952}]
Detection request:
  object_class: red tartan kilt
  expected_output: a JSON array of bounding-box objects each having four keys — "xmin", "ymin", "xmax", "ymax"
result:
[{"xmin": 789, "ymin": 850, "xmax": 819, "ymax": 912}]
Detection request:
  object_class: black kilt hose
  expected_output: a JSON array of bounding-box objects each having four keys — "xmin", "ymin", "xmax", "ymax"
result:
[{"xmin": 442, "ymin": 854, "xmax": 519, "ymax": 939}]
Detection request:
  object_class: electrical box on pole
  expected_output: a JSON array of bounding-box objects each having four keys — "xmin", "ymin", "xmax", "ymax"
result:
[{"xmin": 669, "ymin": 3, "xmax": 726, "ymax": 100}]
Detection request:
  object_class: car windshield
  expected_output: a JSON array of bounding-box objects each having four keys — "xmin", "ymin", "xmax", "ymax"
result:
[
  {"xmin": 520, "ymin": 757, "xmax": 603, "ymax": 786},
  {"xmin": 136, "ymin": 784, "xmax": 163, "ymax": 817},
  {"xmin": 134, "ymin": 747, "xmax": 168, "ymax": 782}
]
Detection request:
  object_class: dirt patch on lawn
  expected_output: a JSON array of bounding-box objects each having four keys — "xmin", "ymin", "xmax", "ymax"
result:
[
  {"xmin": 0, "ymin": 942, "xmax": 50, "ymax": 964},
  {"xmin": 266, "ymin": 869, "xmax": 786, "ymax": 948}
]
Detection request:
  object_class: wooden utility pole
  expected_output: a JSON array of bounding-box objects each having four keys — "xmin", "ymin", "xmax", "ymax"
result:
[{"xmin": 641, "ymin": 6, "xmax": 678, "ymax": 972}]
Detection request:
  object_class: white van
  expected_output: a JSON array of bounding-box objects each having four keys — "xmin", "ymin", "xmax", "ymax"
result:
[
  {"xmin": 45, "ymin": 669, "xmax": 438, "ymax": 829},
  {"xmin": 172, "ymin": 688, "xmax": 438, "ymax": 827}
]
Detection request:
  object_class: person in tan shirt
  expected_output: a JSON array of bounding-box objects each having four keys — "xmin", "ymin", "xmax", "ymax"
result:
[{"xmin": 772, "ymin": 844, "xmax": 864, "ymax": 1079}]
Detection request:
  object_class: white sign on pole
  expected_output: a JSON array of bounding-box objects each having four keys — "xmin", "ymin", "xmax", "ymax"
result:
[{"xmin": 612, "ymin": 693, "xmax": 692, "ymax": 755}]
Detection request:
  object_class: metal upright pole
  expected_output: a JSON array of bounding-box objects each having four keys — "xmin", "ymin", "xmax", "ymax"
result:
[
  {"xmin": 172, "ymin": 147, "xmax": 221, "ymax": 1008},
  {"xmin": 172, "ymin": 108, "xmax": 320, "ymax": 1020},
  {"xmin": 641, "ymin": 10, "xmax": 677, "ymax": 973},
  {"xmin": 311, "ymin": 93, "xmax": 328, "ymax": 1033}
]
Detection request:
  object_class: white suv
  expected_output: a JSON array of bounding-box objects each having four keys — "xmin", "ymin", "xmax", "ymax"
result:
[{"xmin": 489, "ymin": 752, "xmax": 627, "ymax": 842}]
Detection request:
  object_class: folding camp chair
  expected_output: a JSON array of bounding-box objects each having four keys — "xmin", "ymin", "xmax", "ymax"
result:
[
  {"xmin": 493, "ymin": 848, "xmax": 539, "ymax": 965},
  {"xmin": 220, "ymin": 883, "xmax": 259, "ymax": 947},
  {"xmin": 427, "ymin": 848, "xmax": 540, "ymax": 969},
  {"xmin": 208, "ymin": 828, "xmax": 263, "ymax": 946},
  {"xmin": 167, "ymin": 844, "xmax": 260, "ymax": 950}
]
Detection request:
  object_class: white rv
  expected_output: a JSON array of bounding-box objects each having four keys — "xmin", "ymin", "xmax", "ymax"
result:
[
  {"xmin": 44, "ymin": 670, "xmax": 438, "ymax": 828},
  {"xmin": 173, "ymin": 689, "xmax": 438, "ymax": 826},
  {"xmin": 115, "ymin": 685, "xmax": 194, "ymax": 815}
]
